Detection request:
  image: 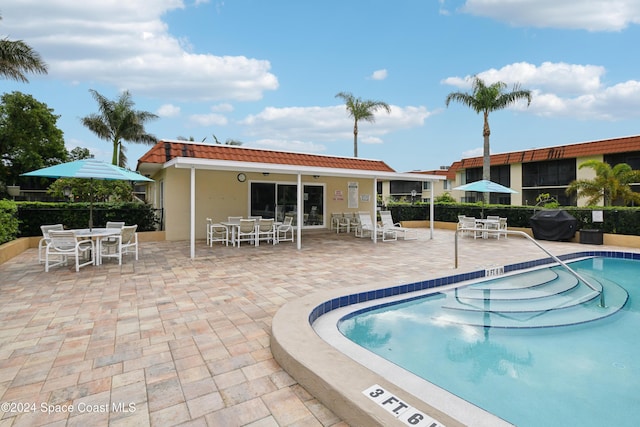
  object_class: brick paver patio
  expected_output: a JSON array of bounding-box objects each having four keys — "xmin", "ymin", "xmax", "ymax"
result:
[{"xmin": 0, "ymin": 229, "xmax": 634, "ymax": 426}]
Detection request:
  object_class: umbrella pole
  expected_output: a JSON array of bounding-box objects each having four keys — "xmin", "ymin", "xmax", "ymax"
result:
[{"xmin": 89, "ymin": 178, "xmax": 94, "ymax": 231}]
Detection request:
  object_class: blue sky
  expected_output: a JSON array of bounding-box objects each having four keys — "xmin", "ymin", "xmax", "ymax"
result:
[{"xmin": 3, "ymin": 0, "xmax": 640, "ymax": 172}]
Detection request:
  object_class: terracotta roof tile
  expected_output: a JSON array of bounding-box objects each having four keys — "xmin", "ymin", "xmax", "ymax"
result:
[
  {"xmin": 137, "ymin": 140, "xmax": 396, "ymax": 172},
  {"xmin": 450, "ymin": 135, "xmax": 640, "ymax": 172}
]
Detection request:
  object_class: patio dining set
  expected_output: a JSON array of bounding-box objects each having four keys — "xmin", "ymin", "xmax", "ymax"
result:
[
  {"xmin": 457, "ymin": 215, "xmax": 509, "ymax": 240},
  {"xmin": 39, "ymin": 221, "xmax": 139, "ymax": 272},
  {"xmin": 206, "ymin": 216, "xmax": 295, "ymax": 248}
]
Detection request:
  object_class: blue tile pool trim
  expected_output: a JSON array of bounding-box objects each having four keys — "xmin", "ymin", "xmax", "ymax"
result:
[{"xmin": 308, "ymin": 251, "xmax": 640, "ymax": 324}]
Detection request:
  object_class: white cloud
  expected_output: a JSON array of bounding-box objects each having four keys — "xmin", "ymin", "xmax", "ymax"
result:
[
  {"xmin": 0, "ymin": 0, "xmax": 278, "ymax": 102},
  {"xmin": 188, "ymin": 113, "xmax": 228, "ymax": 127},
  {"xmin": 210, "ymin": 103, "xmax": 234, "ymax": 113},
  {"xmin": 157, "ymin": 104, "xmax": 181, "ymax": 117},
  {"xmin": 370, "ymin": 69, "xmax": 388, "ymax": 80},
  {"xmin": 459, "ymin": 0, "xmax": 640, "ymax": 31},
  {"xmin": 240, "ymin": 105, "xmax": 432, "ymax": 146},
  {"xmin": 443, "ymin": 61, "xmax": 640, "ymax": 121}
]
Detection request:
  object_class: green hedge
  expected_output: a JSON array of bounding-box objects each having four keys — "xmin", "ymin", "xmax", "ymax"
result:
[
  {"xmin": 0, "ymin": 200, "xmax": 19, "ymax": 245},
  {"xmin": 16, "ymin": 202, "xmax": 161, "ymax": 237},
  {"xmin": 387, "ymin": 202, "xmax": 640, "ymax": 236}
]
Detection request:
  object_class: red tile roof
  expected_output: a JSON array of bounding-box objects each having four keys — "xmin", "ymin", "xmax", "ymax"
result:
[
  {"xmin": 409, "ymin": 169, "xmax": 456, "ymax": 180},
  {"xmin": 137, "ymin": 140, "xmax": 396, "ymax": 172},
  {"xmin": 451, "ymin": 135, "xmax": 640, "ymax": 171}
]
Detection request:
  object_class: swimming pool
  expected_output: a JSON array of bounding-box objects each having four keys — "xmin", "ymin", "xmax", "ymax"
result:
[{"xmin": 334, "ymin": 257, "xmax": 638, "ymax": 427}]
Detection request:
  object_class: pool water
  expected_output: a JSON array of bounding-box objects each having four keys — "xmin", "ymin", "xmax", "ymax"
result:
[{"xmin": 338, "ymin": 257, "xmax": 639, "ymax": 427}]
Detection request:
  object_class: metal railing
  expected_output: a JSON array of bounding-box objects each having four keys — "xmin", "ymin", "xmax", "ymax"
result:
[{"xmin": 454, "ymin": 228, "xmax": 606, "ymax": 307}]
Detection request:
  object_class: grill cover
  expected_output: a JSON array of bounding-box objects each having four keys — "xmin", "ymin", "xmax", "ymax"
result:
[{"xmin": 530, "ymin": 210, "xmax": 577, "ymax": 241}]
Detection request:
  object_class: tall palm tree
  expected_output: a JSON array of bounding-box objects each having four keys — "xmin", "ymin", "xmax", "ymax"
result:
[
  {"xmin": 81, "ymin": 89, "xmax": 158, "ymax": 167},
  {"xmin": 335, "ymin": 92, "xmax": 391, "ymax": 157},
  {"xmin": 0, "ymin": 14, "xmax": 48, "ymax": 82},
  {"xmin": 566, "ymin": 160, "xmax": 640, "ymax": 206},
  {"xmin": 445, "ymin": 76, "xmax": 531, "ymax": 201}
]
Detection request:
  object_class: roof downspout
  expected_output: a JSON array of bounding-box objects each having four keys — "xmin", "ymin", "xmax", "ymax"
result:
[
  {"xmin": 296, "ymin": 173, "xmax": 302, "ymax": 250},
  {"xmin": 190, "ymin": 166, "xmax": 196, "ymax": 259}
]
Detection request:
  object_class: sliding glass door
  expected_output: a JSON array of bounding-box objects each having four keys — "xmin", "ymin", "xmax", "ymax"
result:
[{"xmin": 250, "ymin": 182, "xmax": 324, "ymax": 226}]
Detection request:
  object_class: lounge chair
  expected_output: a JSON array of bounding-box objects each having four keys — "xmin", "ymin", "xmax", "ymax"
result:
[
  {"xmin": 379, "ymin": 211, "xmax": 418, "ymax": 240},
  {"xmin": 356, "ymin": 211, "xmax": 396, "ymax": 242}
]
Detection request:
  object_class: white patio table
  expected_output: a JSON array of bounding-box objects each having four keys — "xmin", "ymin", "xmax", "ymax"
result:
[{"xmin": 72, "ymin": 228, "xmax": 121, "ymax": 265}]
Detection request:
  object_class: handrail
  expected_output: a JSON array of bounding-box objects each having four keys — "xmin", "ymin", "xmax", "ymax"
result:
[{"xmin": 454, "ymin": 228, "xmax": 606, "ymax": 307}]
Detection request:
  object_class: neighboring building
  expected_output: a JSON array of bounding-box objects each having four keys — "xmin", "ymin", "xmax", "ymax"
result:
[
  {"xmin": 136, "ymin": 140, "xmax": 444, "ymax": 255},
  {"xmin": 448, "ymin": 135, "xmax": 640, "ymax": 206},
  {"xmin": 380, "ymin": 167, "xmax": 455, "ymax": 204}
]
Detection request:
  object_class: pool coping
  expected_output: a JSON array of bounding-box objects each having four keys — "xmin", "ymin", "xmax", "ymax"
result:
[{"xmin": 270, "ymin": 251, "xmax": 640, "ymax": 427}]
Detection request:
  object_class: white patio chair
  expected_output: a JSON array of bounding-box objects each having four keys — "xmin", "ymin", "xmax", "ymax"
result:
[
  {"xmin": 484, "ymin": 219, "xmax": 501, "ymax": 239},
  {"xmin": 336, "ymin": 213, "xmax": 349, "ymax": 234},
  {"xmin": 45, "ymin": 230, "xmax": 95, "ymax": 272},
  {"xmin": 39, "ymin": 224, "xmax": 64, "ymax": 264},
  {"xmin": 102, "ymin": 221, "xmax": 127, "ymax": 247},
  {"xmin": 236, "ymin": 219, "xmax": 257, "ymax": 247},
  {"xmin": 499, "ymin": 217, "xmax": 508, "ymax": 239},
  {"xmin": 379, "ymin": 211, "xmax": 418, "ymax": 240},
  {"xmin": 330, "ymin": 212, "xmax": 342, "ymax": 231},
  {"xmin": 459, "ymin": 216, "xmax": 480, "ymax": 239},
  {"xmin": 100, "ymin": 225, "xmax": 139, "ymax": 264},
  {"xmin": 257, "ymin": 218, "xmax": 276, "ymax": 245},
  {"xmin": 276, "ymin": 216, "xmax": 294, "ymax": 243},
  {"xmin": 207, "ymin": 218, "xmax": 229, "ymax": 247}
]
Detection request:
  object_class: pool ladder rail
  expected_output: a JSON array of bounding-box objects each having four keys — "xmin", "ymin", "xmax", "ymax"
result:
[{"xmin": 454, "ymin": 228, "xmax": 606, "ymax": 308}]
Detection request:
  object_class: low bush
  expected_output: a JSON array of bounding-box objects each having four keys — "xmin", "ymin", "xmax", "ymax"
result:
[
  {"xmin": 16, "ymin": 202, "xmax": 161, "ymax": 237},
  {"xmin": 387, "ymin": 202, "xmax": 640, "ymax": 236},
  {"xmin": 0, "ymin": 200, "xmax": 19, "ymax": 245}
]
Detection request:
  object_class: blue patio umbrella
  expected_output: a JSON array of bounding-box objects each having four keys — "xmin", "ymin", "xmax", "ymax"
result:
[
  {"xmin": 22, "ymin": 159, "xmax": 153, "ymax": 230},
  {"xmin": 453, "ymin": 179, "xmax": 517, "ymax": 217}
]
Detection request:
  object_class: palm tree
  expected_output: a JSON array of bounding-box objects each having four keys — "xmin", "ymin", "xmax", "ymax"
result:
[
  {"xmin": 81, "ymin": 89, "xmax": 158, "ymax": 167},
  {"xmin": 566, "ymin": 160, "xmax": 640, "ymax": 206},
  {"xmin": 0, "ymin": 14, "xmax": 48, "ymax": 82},
  {"xmin": 445, "ymin": 76, "xmax": 531, "ymax": 201},
  {"xmin": 335, "ymin": 92, "xmax": 391, "ymax": 157}
]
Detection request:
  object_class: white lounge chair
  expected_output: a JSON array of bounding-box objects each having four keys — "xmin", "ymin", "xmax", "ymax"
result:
[
  {"xmin": 379, "ymin": 211, "xmax": 418, "ymax": 240},
  {"xmin": 356, "ymin": 211, "xmax": 396, "ymax": 242}
]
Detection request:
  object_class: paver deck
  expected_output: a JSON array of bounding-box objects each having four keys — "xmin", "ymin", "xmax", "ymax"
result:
[{"xmin": 0, "ymin": 229, "xmax": 635, "ymax": 426}]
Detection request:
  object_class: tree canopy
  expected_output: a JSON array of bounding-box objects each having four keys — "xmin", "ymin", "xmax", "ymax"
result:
[
  {"xmin": 566, "ymin": 160, "xmax": 640, "ymax": 206},
  {"xmin": 81, "ymin": 89, "xmax": 158, "ymax": 167},
  {"xmin": 335, "ymin": 92, "xmax": 391, "ymax": 157},
  {"xmin": 0, "ymin": 91, "xmax": 67, "ymax": 191},
  {"xmin": 445, "ymin": 76, "xmax": 531, "ymax": 202}
]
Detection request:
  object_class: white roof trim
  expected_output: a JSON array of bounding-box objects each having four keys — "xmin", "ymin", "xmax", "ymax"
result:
[{"xmin": 163, "ymin": 157, "xmax": 445, "ymax": 181}]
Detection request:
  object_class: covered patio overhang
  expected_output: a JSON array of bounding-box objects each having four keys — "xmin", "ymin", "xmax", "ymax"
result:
[{"xmin": 141, "ymin": 156, "xmax": 445, "ymax": 259}]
